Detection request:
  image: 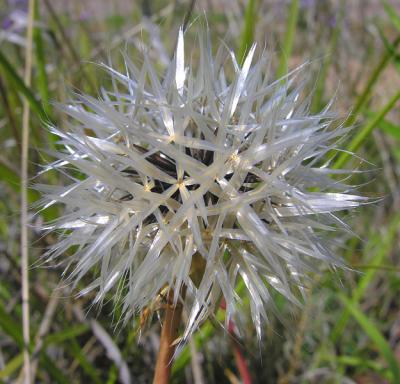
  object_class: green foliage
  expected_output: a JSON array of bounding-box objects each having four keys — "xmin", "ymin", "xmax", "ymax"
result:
[
  {"xmin": 383, "ymin": 0, "xmax": 400, "ymax": 32},
  {"xmin": 44, "ymin": 324, "xmax": 90, "ymax": 345},
  {"xmin": 0, "ymin": 301, "xmax": 24, "ymax": 348},
  {"xmin": 277, "ymin": 0, "xmax": 300, "ymax": 79},
  {"xmin": 0, "ymin": 354, "xmax": 24, "ymax": 379},
  {"xmin": 33, "ymin": 0, "xmax": 50, "ymax": 115},
  {"xmin": 334, "ymin": 90, "xmax": 400, "ymax": 169},
  {"xmin": 339, "ymin": 294, "xmax": 400, "ymax": 383},
  {"xmin": 377, "ymin": 118, "xmax": 400, "ymax": 140},
  {"xmin": 0, "ymin": 50, "xmax": 47, "ymax": 122},
  {"xmin": 331, "ymin": 213, "xmax": 400, "ymax": 341},
  {"xmin": 238, "ymin": 0, "xmax": 258, "ymax": 66}
]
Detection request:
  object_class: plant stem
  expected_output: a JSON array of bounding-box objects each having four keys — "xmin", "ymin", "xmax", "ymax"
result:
[
  {"xmin": 153, "ymin": 290, "xmax": 185, "ymax": 384},
  {"xmin": 21, "ymin": 0, "xmax": 35, "ymax": 383}
]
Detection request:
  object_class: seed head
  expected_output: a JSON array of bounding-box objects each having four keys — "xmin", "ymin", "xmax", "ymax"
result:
[{"xmin": 37, "ymin": 26, "xmax": 365, "ymax": 339}]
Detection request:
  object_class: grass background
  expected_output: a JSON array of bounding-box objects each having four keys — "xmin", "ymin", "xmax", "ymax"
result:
[{"xmin": 1, "ymin": 0, "xmax": 400, "ymax": 383}]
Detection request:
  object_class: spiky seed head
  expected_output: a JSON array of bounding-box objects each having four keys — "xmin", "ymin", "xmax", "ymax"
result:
[{"xmin": 37, "ymin": 26, "xmax": 365, "ymax": 339}]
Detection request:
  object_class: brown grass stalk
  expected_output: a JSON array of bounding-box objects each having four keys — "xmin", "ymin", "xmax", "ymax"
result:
[{"xmin": 153, "ymin": 289, "xmax": 185, "ymax": 384}]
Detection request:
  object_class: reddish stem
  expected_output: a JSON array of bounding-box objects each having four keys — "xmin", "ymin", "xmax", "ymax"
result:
[
  {"xmin": 229, "ymin": 320, "xmax": 252, "ymax": 384},
  {"xmin": 221, "ymin": 299, "xmax": 252, "ymax": 384},
  {"xmin": 153, "ymin": 291, "xmax": 184, "ymax": 384}
]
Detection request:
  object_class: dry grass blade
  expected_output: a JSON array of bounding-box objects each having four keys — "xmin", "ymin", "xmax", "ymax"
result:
[{"xmin": 20, "ymin": 0, "xmax": 35, "ymax": 382}]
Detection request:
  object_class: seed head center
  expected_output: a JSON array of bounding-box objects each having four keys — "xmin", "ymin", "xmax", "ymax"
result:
[{"xmin": 229, "ymin": 153, "xmax": 240, "ymax": 165}]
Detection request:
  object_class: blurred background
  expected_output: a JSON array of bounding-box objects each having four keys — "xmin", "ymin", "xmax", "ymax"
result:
[{"xmin": 1, "ymin": 0, "xmax": 400, "ymax": 383}]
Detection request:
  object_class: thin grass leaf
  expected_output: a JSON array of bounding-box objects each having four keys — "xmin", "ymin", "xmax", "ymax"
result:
[
  {"xmin": 0, "ymin": 163, "xmax": 20, "ymax": 192},
  {"xmin": 0, "ymin": 49, "xmax": 47, "ymax": 122},
  {"xmin": 382, "ymin": 0, "xmax": 400, "ymax": 32},
  {"xmin": 351, "ymin": 263, "xmax": 400, "ymax": 272},
  {"xmin": 331, "ymin": 213, "xmax": 400, "ymax": 342},
  {"xmin": 376, "ymin": 26, "xmax": 400, "ymax": 74},
  {"xmin": 40, "ymin": 354, "xmax": 70, "ymax": 384},
  {"xmin": 379, "ymin": 118, "xmax": 400, "ymax": 140},
  {"xmin": 0, "ymin": 75, "xmax": 20, "ymax": 149},
  {"xmin": 0, "ymin": 302, "xmax": 24, "ymax": 348},
  {"xmin": 0, "ymin": 162, "xmax": 39, "ymax": 204},
  {"xmin": 338, "ymin": 294, "xmax": 400, "ymax": 383},
  {"xmin": 276, "ymin": 0, "xmax": 300, "ymax": 79},
  {"xmin": 337, "ymin": 355, "xmax": 387, "ymax": 372},
  {"xmin": 68, "ymin": 339, "xmax": 102, "ymax": 384},
  {"xmin": 33, "ymin": 0, "xmax": 50, "ymax": 115},
  {"xmin": 44, "ymin": 324, "xmax": 90, "ymax": 345},
  {"xmin": 333, "ymin": 90, "xmax": 400, "ymax": 169},
  {"xmin": 0, "ymin": 309, "xmax": 70, "ymax": 384},
  {"xmin": 0, "ymin": 354, "xmax": 23, "ymax": 379},
  {"xmin": 238, "ymin": 0, "xmax": 258, "ymax": 66},
  {"xmin": 0, "ymin": 282, "xmax": 11, "ymax": 301},
  {"xmin": 344, "ymin": 34, "xmax": 400, "ymax": 129},
  {"xmin": 37, "ymin": 323, "xmax": 95, "ymax": 382}
]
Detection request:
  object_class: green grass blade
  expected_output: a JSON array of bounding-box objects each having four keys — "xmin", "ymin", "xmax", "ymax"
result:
[
  {"xmin": 0, "ymin": 162, "xmax": 39, "ymax": 203},
  {"xmin": 376, "ymin": 26, "xmax": 400, "ymax": 74},
  {"xmin": 0, "ymin": 49, "xmax": 47, "ymax": 122},
  {"xmin": 333, "ymin": 89, "xmax": 400, "ymax": 169},
  {"xmin": 331, "ymin": 213, "xmax": 400, "ymax": 341},
  {"xmin": 0, "ymin": 302, "xmax": 72, "ymax": 383},
  {"xmin": 33, "ymin": 0, "xmax": 50, "ymax": 115},
  {"xmin": 238, "ymin": 0, "xmax": 258, "ymax": 66},
  {"xmin": 378, "ymin": 118, "xmax": 400, "ymax": 140},
  {"xmin": 0, "ymin": 354, "xmax": 23, "ymax": 379},
  {"xmin": 0, "ymin": 163, "xmax": 20, "ymax": 192},
  {"xmin": 338, "ymin": 294, "xmax": 400, "ymax": 383},
  {"xmin": 382, "ymin": 0, "xmax": 400, "ymax": 32},
  {"xmin": 0, "ymin": 302, "xmax": 24, "ymax": 348},
  {"xmin": 378, "ymin": 28, "xmax": 400, "ymax": 61},
  {"xmin": 41, "ymin": 324, "xmax": 99, "ymax": 382},
  {"xmin": 68, "ymin": 339, "xmax": 102, "ymax": 384},
  {"xmin": 351, "ymin": 263, "xmax": 400, "ymax": 272},
  {"xmin": 44, "ymin": 324, "xmax": 90, "ymax": 345},
  {"xmin": 337, "ymin": 355, "xmax": 387, "ymax": 373},
  {"xmin": 344, "ymin": 34, "xmax": 400, "ymax": 129},
  {"xmin": 276, "ymin": 0, "xmax": 300, "ymax": 79},
  {"xmin": 40, "ymin": 354, "xmax": 70, "ymax": 384}
]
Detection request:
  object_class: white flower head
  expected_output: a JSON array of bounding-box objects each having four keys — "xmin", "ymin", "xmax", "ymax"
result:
[{"xmin": 37, "ymin": 26, "xmax": 365, "ymax": 339}]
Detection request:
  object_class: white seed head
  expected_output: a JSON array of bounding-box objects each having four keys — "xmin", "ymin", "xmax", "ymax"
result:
[{"xmin": 37, "ymin": 27, "xmax": 366, "ymax": 340}]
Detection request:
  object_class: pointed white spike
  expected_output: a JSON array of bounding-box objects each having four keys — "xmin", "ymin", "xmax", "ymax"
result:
[{"xmin": 176, "ymin": 26, "xmax": 185, "ymax": 96}]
